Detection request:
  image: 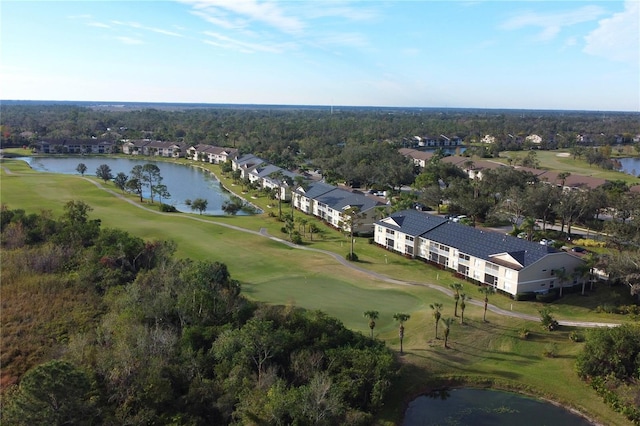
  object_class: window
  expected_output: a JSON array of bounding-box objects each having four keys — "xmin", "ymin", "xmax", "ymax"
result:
[
  {"xmin": 405, "ymin": 235, "xmax": 414, "ymax": 241},
  {"xmin": 484, "ymin": 274, "xmax": 498, "ymax": 286}
]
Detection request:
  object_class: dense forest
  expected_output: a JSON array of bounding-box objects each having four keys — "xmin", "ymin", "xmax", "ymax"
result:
[
  {"xmin": 0, "ymin": 203, "xmax": 396, "ymax": 425},
  {"xmin": 1, "ymin": 104, "xmax": 639, "ymax": 169}
]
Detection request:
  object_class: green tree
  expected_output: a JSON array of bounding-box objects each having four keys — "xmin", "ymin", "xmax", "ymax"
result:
[
  {"xmin": 576, "ymin": 324, "xmax": 640, "ymax": 381},
  {"xmin": 554, "ymin": 267, "xmax": 570, "ymax": 298},
  {"xmin": 76, "ymin": 162, "xmax": 87, "ymax": 176},
  {"xmin": 442, "ymin": 317, "xmax": 454, "ymax": 348},
  {"xmin": 308, "ymin": 222, "xmax": 320, "ymax": 241},
  {"xmin": 152, "ymin": 183, "xmax": 170, "ymax": 205},
  {"xmin": 2, "ymin": 360, "xmax": 95, "ymax": 425},
  {"xmin": 269, "ymin": 170, "xmax": 286, "ymax": 219},
  {"xmin": 430, "ymin": 303, "xmax": 443, "ymax": 339},
  {"xmin": 190, "ymin": 197, "xmax": 208, "ymax": 215},
  {"xmin": 393, "ymin": 313, "xmax": 410, "ymax": 355},
  {"xmin": 459, "ymin": 293, "xmax": 468, "ymax": 324},
  {"xmin": 222, "ymin": 196, "xmax": 243, "ymax": 215},
  {"xmin": 479, "ymin": 286, "xmax": 495, "ymax": 322},
  {"xmin": 449, "ymin": 282, "xmax": 464, "ymax": 317},
  {"xmin": 113, "ymin": 172, "xmax": 128, "ymax": 192},
  {"xmin": 142, "ymin": 163, "xmax": 162, "ymax": 203},
  {"xmin": 539, "ymin": 308, "xmax": 559, "ymax": 331},
  {"xmin": 128, "ymin": 165, "xmax": 145, "ymax": 202},
  {"xmin": 343, "ymin": 206, "xmax": 361, "ymax": 261},
  {"xmin": 95, "ymin": 163, "xmax": 113, "ymax": 183},
  {"xmin": 363, "ymin": 310, "xmax": 379, "ymax": 339}
]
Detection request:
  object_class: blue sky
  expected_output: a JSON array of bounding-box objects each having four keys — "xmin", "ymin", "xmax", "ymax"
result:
[{"xmin": 1, "ymin": 1, "xmax": 638, "ymax": 111}]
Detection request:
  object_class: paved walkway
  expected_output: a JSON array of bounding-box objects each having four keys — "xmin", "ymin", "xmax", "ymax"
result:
[{"xmin": 2, "ymin": 166, "xmax": 620, "ymax": 329}]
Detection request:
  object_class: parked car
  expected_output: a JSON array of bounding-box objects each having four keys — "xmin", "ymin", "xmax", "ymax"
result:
[
  {"xmin": 571, "ymin": 246, "xmax": 586, "ymax": 253},
  {"xmin": 539, "ymin": 239, "xmax": 555, "ymax": 246}
]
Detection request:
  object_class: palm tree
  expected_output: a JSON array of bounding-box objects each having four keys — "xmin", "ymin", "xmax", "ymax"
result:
[
  {"xmin": 363, "ymin": 310, "xmax": 379, "ymax": 339},
  {"xmin": 268, "ymin": 170, "xmax": 285, "ymax": 219},
  {"xmin": 393, "ymin": 313, "xmax": 411, "ymax": 355},
  {"xmin": 554, "ymin": 267, "xmax": 569, "ymax": 298},
  {"xmin": 521, "ymin": 216, "xmax": 537, "ymax": 241},
  {"xmin": 429, "ymin": 303, "xmax": 443, "ymax": 339},
  {"xmin": 449, "ymin": 282, "xmax": 464, "ymax": 317},
  {"xmin": 459, "ymin": 293, "xmax": 468, "ymax": 324},
  {"xmin": 343, "ymin": 206, "xmax": 361, "ymax": 261},
  {"xmin": 479, "ymin": 286, "xmax": 495, "ymax": 322},
  {"xmin": 573, "ymin": 253, "xmax": 598, "ymax": 296},
  {"xmin": 442, "ymin": 317, "xmax": 455, "ymax": 348}
]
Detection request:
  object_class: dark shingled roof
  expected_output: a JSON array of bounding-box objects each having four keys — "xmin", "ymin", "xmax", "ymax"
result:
[
  {"xmin": 296, "ymin": 182, "xmax": 335, "ymax": 199},
  {"xmin": 422, "ymin": 220, "xmax": 556, "ymax": 268},
  {"xmin": 377, "ymin": 209, "xmax": 447, "ymax": 236},
  {"xmin": 316, "ymin": 188, "xmax": 383, "ymax": 212},
  {"xmin": 378, "ymin": 210, "xmax": 556, "ymax": 268}
]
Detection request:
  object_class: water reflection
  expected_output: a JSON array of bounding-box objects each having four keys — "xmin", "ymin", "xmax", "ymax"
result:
[
  {"xmin": 403, "ymin": 388, "xmax": 593, "ymax": 426},
  {"xmin": 20, "ymin": 156, "xmax": 257, "ymax": 215}
]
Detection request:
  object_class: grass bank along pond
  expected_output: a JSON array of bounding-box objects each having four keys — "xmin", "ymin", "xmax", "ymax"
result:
[{"xmin": 21, "ymin": 156, "xmax": 257, "ymax": 215}]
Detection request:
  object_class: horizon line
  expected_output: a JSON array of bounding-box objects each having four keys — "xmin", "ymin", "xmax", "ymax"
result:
[{"xmin": 2, "ymin": 99, "xmax": 639, "ymax": 114}]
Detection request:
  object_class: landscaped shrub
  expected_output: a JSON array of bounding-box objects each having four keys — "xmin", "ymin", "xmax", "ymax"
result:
[
  {"xmin": 536, "ymin": 292, "xmax": 557, "ymax": 303},
  {"xmin": 159, "ymin": 203, "xmax": 177, "ymax": 212},
  {"xmin": 572, "ymin": 238, "xmax": 606, "ymax": 248},
  {"xmin": 539, "ymin": 308, "xmax": 559, "ymax": 331},
  {"xmin": 543, "ymin": 343, "xmax": 558, "ymax": 358},
  {"xmin": 290, "ymin": 232, "xmax": 302, "ymax": 245},
  {"xmin": 569, "ymin": 330, "xmax": 584, "ymax": 342},
  {"xmin": 346, "ymin": 252, "xmax": 359, "ymax": 262},
  {"xmin": 514, "ymin": 292, "xmax": 536, "ymax": 301},
  {"xmin": 519, "ymin": 328, "xmax": 531, "ymax": 339}
]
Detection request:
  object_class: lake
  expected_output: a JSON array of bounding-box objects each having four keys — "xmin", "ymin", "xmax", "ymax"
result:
[
  {"xmin": 20, "ymin": 156, "xmax": 255, "ymax": 215},
  {"xmin": 403, "ymin": 388, "xmax": 594, "ymax": 426},
  {"xmin": 616, "ymin": 157, "xmax": 640, "ymax": 177}
]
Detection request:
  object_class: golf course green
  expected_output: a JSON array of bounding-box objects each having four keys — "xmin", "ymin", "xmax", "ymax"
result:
[{"xmin": 0, "ymin": 154, "xmax": 634, "ymax": 425}]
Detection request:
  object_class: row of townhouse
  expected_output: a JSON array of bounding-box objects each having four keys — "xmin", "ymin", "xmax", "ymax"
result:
[
  {"xmin": 224, "ymin": 152, "xmax": 386, "ymax": 233},
  {"xmin": 121, "ymin": 140, "xmax": 188, "ymax": 158},
  {"xmin": 186, "ymin": 144, "xmax": 238, "ymax": 164},
  {"xmin": 293, "ymin": 181, "xmax": 386, "ymax": 233},
  {"xmin": 375, "ymin": 210, "xmax": 585, "ymax": 297},
  {"xmin": 406, "ymin": 135, "xmax": 464, "ymax": 148},
  {"xmin": 35, "ymin": 139, "xmax": 116, "ymax": 154}
]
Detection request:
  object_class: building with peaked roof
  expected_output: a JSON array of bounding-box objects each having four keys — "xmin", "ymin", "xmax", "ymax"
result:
[
  {"xmin": 293, "ymin": 181, "xmax": 385, "ymax": 234},
  {"xmin": 36, "ymin": 139, "xmax": 116, "ymax": 154},
  {"xmin": 232, "ymin": 154, "xmax": 267, "ymax": 179},
  {"xmin": 186, "ymin": 144, "xmax": 238, "ymax": 164},
  {"xmin": 374, "ymin": 210, "xmax": 585, "ymax": 297}
]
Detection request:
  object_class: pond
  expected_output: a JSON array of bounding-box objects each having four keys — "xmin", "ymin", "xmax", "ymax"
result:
[
  {"xmin": 20, "ymin": 156, "xmax": 256, "ymax": 216},
  {"xmin": 616, "ymin": 157, "xmax": 640, "ymax": 177},
  {"xmin": 403, "ymin": 388, "xmax": 594, "ymax": 426}
]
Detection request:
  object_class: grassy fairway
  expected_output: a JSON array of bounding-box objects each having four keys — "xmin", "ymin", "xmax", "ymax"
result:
[
  {"xmin": 498, "ymin": 149, "xmax": 640, "ymax": 184},
  {"xmin": 0, "ymin": 158, "xmax": 633, "ymax": 425}
]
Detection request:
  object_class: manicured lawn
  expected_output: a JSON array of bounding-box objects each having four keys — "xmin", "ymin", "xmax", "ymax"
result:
[
  {"xmin": 498, "ymin": 149, "xmax": 640, "ymax": 184},
  {"xmin": 0, "ymin": 158, "xmax": 633, "ymax": 425}
]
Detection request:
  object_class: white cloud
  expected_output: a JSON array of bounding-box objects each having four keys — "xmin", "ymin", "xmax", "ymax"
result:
[
  {"xmin": 501, "ymin": 5, "xmax": 605, "ymax": 41},
  {"xmin": 583, "ymin": 0, "xmax": 639, "ymax": 65},
  {"xmin": 180, "ymin": 0, "xmax": 304, "ymax": 35},
  {"xmin": 88, "ymin": 22, "xmax": 111, "ymax": 29},
  {"xmin": 115, "ymin": 36, "xmax": 144, "ymax": 45},
  {"xmin": 202, "ymin": 31, "xmax": 292, "ymax": 53}
]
